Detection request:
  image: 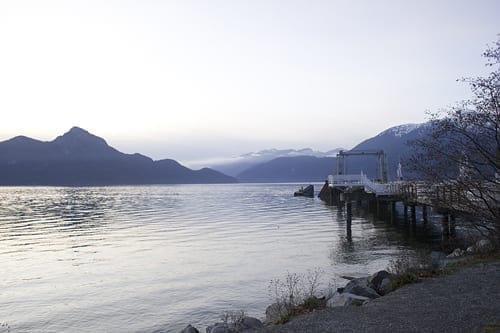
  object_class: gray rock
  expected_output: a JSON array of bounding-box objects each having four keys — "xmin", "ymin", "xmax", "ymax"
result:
[
  {"xmin": 345, "ymin": 284, "xmax": 380, "ymax": 299},
  {"xmin": 206, "ymin": 317, "xmax": 263, "ymax": 333},
  {"xmin": 342, "ymin": 277, "xmax": 380, "ymax": 299},
  {"xmin": 465, "ymin": 239, "xmax": 494, "ymax": 255},
  {"xmin": 447, "ymin": 248, "xmax": 465, "ymax": 258},
  {"xmin": 475, "ymin": 239, "xmax": 495, "ymax": 253},
  {"xmin": 241, "ymin": 316, "xmax": 264, "ymax": 330},
  {"xmin": 180, "ymin": 324, "xmax": 199, "ymax": 333},
  {"xmin": 376, "ymin": 277, "xmax": 393, "ymax": 296},
  {"xmin": 368, "ymin": 270, "xmax": 392, "ymax": 295},
  {"xmin": 342, "ymin": 276, "xmax": 369, "ymax": 293},
  {"xmin": 206, "ymin": 323, "xmax": 229, "ymax": 333},
  {"xmin": 327, "ymin": 292, "xmax": 370, "ymax": 307}
]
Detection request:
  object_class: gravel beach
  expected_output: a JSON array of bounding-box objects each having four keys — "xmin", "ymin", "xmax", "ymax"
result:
[{"xmin": 259, "ymin": 260, "xmax": 500, "ymax": 333}]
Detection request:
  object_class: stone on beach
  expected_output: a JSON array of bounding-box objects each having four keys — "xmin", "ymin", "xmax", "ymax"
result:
[
  {"xmin": 447, "ymin": 248, "xmax": 465, "ymax": 258},
  {"xmin": 180, "ymin": 324, "xmax": 200, "ymax": 333},
  {"xmin": 368, "ymin": 270, "xmax": 393, "ymax": 296},
  {"xmin": 206, "ymin": 317, "xmax": 264, "ymax": 333},
  {"xmin": 241, "ymin": 316, "xmax": 264, "ymax": 330},
  {"xmin": 327, "ymin": 292, "xmax": 370, "ymax": 307},
  {"xmin": 342, "ymin": 276, "xmax": 380, "ymax": 299},
  {"xmin": 467, "ymin": 239, "xmax": 495, "ymax": 254}
]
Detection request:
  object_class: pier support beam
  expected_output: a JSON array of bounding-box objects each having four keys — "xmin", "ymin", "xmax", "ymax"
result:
[
  {"xmin": 410, "ymin": 205, "xmax": 416, "ymax": 224},
  {"xmin": 422, "ymin": 205, "xmax": 428, "ymax": 225},
  {"xmin": 390, "ymin": 201, "xmax": 396, "ymax": 224},
  {"xmin": 345, "ymin": 193, "xmax": 352, "ymax": 218},
  {"xmin": 450, "ymin": 212, "xmax": 456, "ymax": 237},
  {"xmin": 345, "ymin": 192, "xmax": 352, "ymax": 242},
  {"xmin": 441, "ymin": 213, "xmax": 450, "ymax": 240}
]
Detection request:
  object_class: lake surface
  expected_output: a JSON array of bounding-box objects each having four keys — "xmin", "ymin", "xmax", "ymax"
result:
[{"xmin": 0, "ymin": 184, "xmax": 441, "ymax": 332}]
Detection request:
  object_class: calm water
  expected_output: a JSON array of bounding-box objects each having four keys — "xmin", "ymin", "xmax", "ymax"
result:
[{"xmin": 0, "ymin": 184, "xmax": 439, "ymax": 332}]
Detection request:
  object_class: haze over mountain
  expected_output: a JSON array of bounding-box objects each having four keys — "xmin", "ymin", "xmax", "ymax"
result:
[
  {"xmin": 209, "ymin": 147, "xmax": 343, "ymax": 177},
  {"xmin": 0, "ymin": 127, "xmax": 236, "ymax": 185},
  {"xmin": 233, "ymin": 123, "xmax": 428, "ymax": 183},
  {"xmin": 237, "ymin": 156, "xmax": 337, "ymax": 183}
]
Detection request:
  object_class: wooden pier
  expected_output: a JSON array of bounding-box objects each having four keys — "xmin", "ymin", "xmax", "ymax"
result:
[
  {"xmin": 318, "ymin": 176, "xmax": 465, "ymax": 239},
  {"xmin": 318, "ymin": 149, "xmax": 499, "ymax": 240}
]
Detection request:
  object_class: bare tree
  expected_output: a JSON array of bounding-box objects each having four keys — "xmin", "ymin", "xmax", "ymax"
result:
[{"xmin": 409, "ymin": 36, "xmax": 499, "ymax": 241}]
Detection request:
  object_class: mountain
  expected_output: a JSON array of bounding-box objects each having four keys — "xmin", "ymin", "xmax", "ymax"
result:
[
  {"xmin": 210, "ymin": 147, "xmax": 343, "ymax": 177},
  {"xmin": 350, "ymin": 123, "xmax": 429, "ymax": 179},
  {"xmin": 237, "ymin": 156, "xmax": 336, "ymax": 183},
  {"xmin": 235, "ymin": 123, "xmax": 428, "ymax": 183},
  {"xmin": 0, "ymin": 127, "xmax": 236, "ymax": 185}
]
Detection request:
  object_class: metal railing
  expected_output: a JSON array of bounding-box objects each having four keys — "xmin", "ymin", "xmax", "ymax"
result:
[{"xmin": 329, "ymin": 174, "xmax": 402, "ymax": 196}]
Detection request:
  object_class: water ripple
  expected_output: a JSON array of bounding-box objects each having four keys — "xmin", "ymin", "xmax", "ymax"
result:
[{"xmin": 0, "ymin": 184, "xmax": 440, "ymax": 332}]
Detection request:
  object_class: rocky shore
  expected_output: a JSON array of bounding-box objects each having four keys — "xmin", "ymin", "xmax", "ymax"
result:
[
  {"xmin": 180, "ymin": 241, "xmax": 500, "ymax": 333},
  {"xmin": 259, "ymin": 259, "xmax": 500, "ymax": 333}
]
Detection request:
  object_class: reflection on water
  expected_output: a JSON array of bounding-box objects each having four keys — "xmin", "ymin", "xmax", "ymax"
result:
[{"xmin": 0, "ymin": 184, "xmax": 441, "ymax": 332}]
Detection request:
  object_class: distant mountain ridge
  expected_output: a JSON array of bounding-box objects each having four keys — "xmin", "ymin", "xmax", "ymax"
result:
[
  {"xmin": 0, "ymin": 127, "xmax": 236, "ymax": 185},
  {"xmin": 233, "ymin": 123, "xmax": 428, "ymax": 182},
  {"xmin": 237, "ymin": 156, "xmax": 336, "ymax": 183},
  {"xmin": 210, "ymin": 147, "xmax": 343, "ymax": 177}
]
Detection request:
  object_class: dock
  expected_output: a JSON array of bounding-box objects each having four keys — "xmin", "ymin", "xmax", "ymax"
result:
[{"xmin": 318, "ymin": 149, "xmax": 498, "ymax": 239}]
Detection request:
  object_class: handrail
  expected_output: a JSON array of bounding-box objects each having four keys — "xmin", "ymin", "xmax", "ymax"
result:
[
  {"xmin": 330, "ymin": 174, "xmax": 402, "ymax": 196},
  {"xmin": 328, "ymin": 175, "xmax": 498, "ymax": 212}
]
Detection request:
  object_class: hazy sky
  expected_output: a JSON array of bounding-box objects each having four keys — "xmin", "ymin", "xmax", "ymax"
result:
[{"xmin": 1, "ymin": 1, "xmax": 499, "ymax": 167}]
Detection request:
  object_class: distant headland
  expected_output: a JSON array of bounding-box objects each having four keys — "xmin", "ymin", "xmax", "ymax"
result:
[{"xmin": 0, "ymin": 127, "xmax": 236, "ymax": 186}]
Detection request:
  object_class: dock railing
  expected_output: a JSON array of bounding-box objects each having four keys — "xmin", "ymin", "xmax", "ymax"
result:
[{"xmin": 330, "ymin": 174, "xmax": 402, "ymax": 196}]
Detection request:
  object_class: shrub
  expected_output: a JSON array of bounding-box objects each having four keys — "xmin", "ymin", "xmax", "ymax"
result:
[
  {"xmin": 268, "ymin": 268, "xmax": 328, "ymax": 323},
  {"xmin": 302, "ymin": 296, "xmax": 327, "ymax": 310},
  {"xmin": 220, "ymin": 310, "xmax": 245, "ymax": 333}
]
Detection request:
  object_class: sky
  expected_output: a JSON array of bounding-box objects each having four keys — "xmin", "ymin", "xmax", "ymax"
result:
[{"xmin": 1, "ymin": 0, "xmax": 499, "ymax": 168}]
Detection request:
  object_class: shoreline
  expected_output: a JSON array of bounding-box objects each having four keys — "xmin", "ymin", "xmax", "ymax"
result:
[{"xmin": 257, "ymin": 258, "xmax": 500, "ymax": 333}]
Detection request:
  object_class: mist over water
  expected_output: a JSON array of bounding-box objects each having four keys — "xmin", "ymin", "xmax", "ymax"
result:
[{"xmin": 0, "ymin": 184, "xmax": 440, "ymax": 332}]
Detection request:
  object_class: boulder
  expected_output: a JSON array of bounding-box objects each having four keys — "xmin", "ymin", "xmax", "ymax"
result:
[
  {"xmin": 180, "ymin": 324, "xmax": 199, "ymax": 333},
  {"xmin": 206, "ymin": 317, "xmax": 264, "ymax": 333},
  {"xmin": 342, "ymin": 277, "xmax": 368, "ymax": 293},
  {"xmin": 368, "ymin": 270, "xmax": 393, "ymax": 296},
  {"xmin": 465, "ymin": 239, "xmax": 495, "ymax": 254},
  {"xmin": 343, "ymin": 276, "xmax": 369, "ymax": 290},
  {"xmin": 447, "ymin": 248, "xmax": 465, "ymax": 258},
  {"xmin": 344, "ymin": 284, "xmax": 380, "ymax": 299},
  {"xmin": 475, "ymin": 239, "xmax": 495, "ymax": 253},
  {"xmin": 327, "ymin": 292, "xmax": 370, "ymax": 307},
  {"xmin": 343, "ymin": 277, "xmax": 380, "ymax": 299},
  {"xmin": 241, "ymin": 317, "xmax": 264, "ymax": 330},
  {"xmin": 206, "ymin": 323, "xmax": 228, "ymax": 333}
]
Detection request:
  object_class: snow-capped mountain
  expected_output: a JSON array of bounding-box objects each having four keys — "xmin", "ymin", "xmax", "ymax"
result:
[
  {"xmin": 240, "ymin": 148, "xmax": 342, "ymax": 159},
  {"xmin": 210, "ymin": 147, "xmax": 344, "ymax": 177},
  {"xmin": 233, "ymin": 122, "xmax": 431, "ymax": 182},
  {"xmin": 375, "ymin": 123, "xmax": 423, "ymax": 138}
]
